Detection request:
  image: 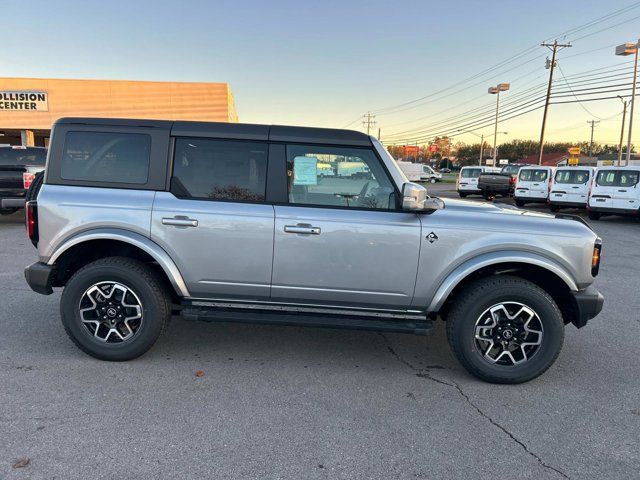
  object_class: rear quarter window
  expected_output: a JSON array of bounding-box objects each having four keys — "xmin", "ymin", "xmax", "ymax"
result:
[
  {"xmin": 0, "ymin": 147, "xmax": 46, "ymax": 166},
  {"xmin": 60, "ymin": 132, "xmax": 151, "ymax": 184},
  {"xmin": 461, "ymin": 168, "xmax": 481, "ymax": 179}
]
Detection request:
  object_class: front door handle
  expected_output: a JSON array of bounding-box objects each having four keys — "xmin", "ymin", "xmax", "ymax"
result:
[
  {"xmin": 284, "ymin": 224, "xmax": 321, "ymax": 235},
  {"xmin": 162, "ymin": 216, "xmax": 198, "ymax": 227}
]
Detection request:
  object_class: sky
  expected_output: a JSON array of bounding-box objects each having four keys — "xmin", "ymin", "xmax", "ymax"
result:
[{"xmin": 1, "ymin": 0, "xmax": 639, "ymax": 147}]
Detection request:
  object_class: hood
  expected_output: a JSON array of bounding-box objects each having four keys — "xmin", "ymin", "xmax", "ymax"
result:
[{"xmin": 441, "ymin": 198, "xmax": 553, "ymax": 218}]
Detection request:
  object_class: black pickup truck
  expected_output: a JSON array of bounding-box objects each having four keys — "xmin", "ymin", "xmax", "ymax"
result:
[
  {"xmin": 477, "ymin": 163, "xmax": 526, "ymax": 200},
  {"xmin": 0, "ymin": 146, "xmax": 47, "ymax": 215}
]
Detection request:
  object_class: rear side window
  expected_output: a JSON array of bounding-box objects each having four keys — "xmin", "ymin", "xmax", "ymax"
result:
[
  {"xmin": 0, "ymin": 147, "xmax": 46, "ymax": 166},
  {"xmin": 554, "ymin": 170, "xmax": 589, "ymax": 184},
  {"xmin": 519, "ymin": 169, "xmax": 548, "ymax": 182},
  {"xmin": 461, "ymin": 168, "xmax": 481, "ymax": 179},
  {"xmin": 61, "ymin": 132, "xmax": 151, "ymax": 184},
  {"xmin": 596, "ymin": 170, "xmax": 640, "ymax": 187},
  {"xmin": 172, "ymin": 138, "xmax": 267, "ymax": 202}
]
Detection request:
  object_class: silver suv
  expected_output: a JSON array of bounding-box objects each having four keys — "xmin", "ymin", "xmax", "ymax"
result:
[{"xmin": 24, "ymin": 118, "xmax": 604, "ymax": 383}]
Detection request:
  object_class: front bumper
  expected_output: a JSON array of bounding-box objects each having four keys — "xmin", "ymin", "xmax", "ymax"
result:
[
  {"xmin": 24, "ymin": 262, "xmax": 55, "ymax": 295},
  {"xmin": 570, "ymin": 285, "xmax": 604, "ymax": 328}
]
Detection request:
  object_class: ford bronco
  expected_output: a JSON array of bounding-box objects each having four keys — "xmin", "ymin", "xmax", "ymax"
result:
[{"xmin": 24, "ymin": 118, "xmax": 604, "ymax": 383}]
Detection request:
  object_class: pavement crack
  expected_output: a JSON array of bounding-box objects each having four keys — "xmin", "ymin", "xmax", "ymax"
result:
[{"xmin": 378, "ymin": 332, "xmax": 570, "ymax": 480}]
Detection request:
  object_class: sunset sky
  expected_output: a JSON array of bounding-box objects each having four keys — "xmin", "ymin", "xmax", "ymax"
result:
[{"xmin": 2, "ymin": 0, "xmax": 639, "ymax": 146}]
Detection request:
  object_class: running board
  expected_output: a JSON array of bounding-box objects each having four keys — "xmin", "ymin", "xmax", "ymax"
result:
[{"xmin": 180, "ymin": 305, "xmax": 433, "ymax": 335}]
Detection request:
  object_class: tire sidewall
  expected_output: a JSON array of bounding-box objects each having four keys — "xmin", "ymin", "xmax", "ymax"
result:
[
  {"xmin": 451, "ymin": 284, "xmax": 564, "ymax": 383},
  {"xmin": 61, "ymin": 262, "xmax": 165, "ymax": 360}
]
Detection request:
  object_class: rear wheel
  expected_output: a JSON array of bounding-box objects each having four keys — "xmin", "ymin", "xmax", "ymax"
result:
[
  {"xmin": 0, "ymin": 208, "xmax": 18, "ymax": 216},
  {"xmin": 60, "ymin": 257, "xmax": 171, "ymax": 361},
  {"xmin": 458, "ymin": 192, "xmax": 468, "ymax": 198},
  {"xmin": 430, "ymin": 178, "xmax": 437, "ymax": 184},
  {"xmin": 588, "ymin": 211, "xmax": 601, "ymax": 220},
  {"xmin": 446, "ymin": 276, "xmax": 564, "ymax": 384},
  {"xmin": 549, "ymin": 204, "xmax": 560, "ymax": 213},
  {"xmin": 515, "ymin": 199, "xmax": 525, "ymax": 207}
]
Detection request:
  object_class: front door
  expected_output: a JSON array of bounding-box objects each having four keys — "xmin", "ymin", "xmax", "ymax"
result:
[
  {"xmin": 271, "ymin": 144, "xmax": 422, "ymax": 309},
  {"xmin": 151, "ymin": 137, "xmax": 274, "ymax": 300}
]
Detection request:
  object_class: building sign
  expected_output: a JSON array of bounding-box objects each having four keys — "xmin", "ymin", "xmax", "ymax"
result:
[{"xmin": 0, "ymin": 91, "xmax": 48, "ymax": 111}]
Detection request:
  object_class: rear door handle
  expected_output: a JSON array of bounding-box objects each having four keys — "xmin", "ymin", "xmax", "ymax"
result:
[
  {"xmin": 162, "ymin": 216, "xmax": 198, "ymax": 227},
  {"xmin": 284, "ymin": 224, "xmax": 321, "ymax": 235}
]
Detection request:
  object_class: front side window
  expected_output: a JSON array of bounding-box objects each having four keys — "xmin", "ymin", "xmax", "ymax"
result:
[
  {"xmin": 61, "ymin": 132, "xmax": 151, "ymax": 184},
  {"xmin": 519, "ymin": 169, "xmax": 548, "ymax": 182},
  {"xmin": 172, "ymin": 138, "xmax": 267, "ymax": 202},
  {"xmin": 286, "ymin": 145, "xmax": 396, "ymax": 210},
  {"xmin": 555, "ymin": 170, "xmax": 590, "ymax": 184}
]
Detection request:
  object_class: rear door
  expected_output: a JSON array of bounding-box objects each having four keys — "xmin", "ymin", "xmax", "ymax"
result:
[
  {"xmin": 591, "ymin": 170, "xmax": 617, "ymax": 208},
  {"xmin": 565, "ymin": 169, "xmax": 591, "ymax": 204},
  {"xmin": 151, "ymin": 137, "xmax": 274, "ymax": 300},
  {"xmin": 271, "ymin": 143, "xmax": 421, "ymax": 308},
  {"xmin": 612, "ymin": 169, "xmax": 640, "ymax": 210},
  {"xmin": 458, "ymin": 167, "xmax": 482, "ymax": 191}
]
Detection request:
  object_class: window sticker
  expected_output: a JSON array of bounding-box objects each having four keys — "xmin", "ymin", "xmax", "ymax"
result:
[{"xmin": 293, "ymin": 156, "xmax": 318, "ymax": 185}]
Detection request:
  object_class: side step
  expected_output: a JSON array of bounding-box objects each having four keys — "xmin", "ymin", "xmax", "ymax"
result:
[{"xmin": 180, "ymin": 306, "xmax": 434, "ymax": 335}]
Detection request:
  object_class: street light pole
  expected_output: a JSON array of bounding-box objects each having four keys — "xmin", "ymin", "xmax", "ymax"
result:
[
  {"xmin": 616, "ymin": 40, "xmax": 639, "ymax": 166},
  {"xmin": 488, "ymin": 83, "xmax": 509, "ymax": 167},
  {"xmin": 617, "ymin": 96, "xmax": 628, "ymax": 166},
  {"xmin": 627, "ymin": 42, "xmax": 638, "ymax": 165}
]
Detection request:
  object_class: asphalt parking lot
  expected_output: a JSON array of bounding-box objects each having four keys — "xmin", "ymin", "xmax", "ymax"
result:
[{"xmin": 1, "ymin": 187, "xmax": 639, "ymax": 480}]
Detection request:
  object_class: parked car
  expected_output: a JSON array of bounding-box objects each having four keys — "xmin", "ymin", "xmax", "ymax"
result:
[
  {"xmin": 513, "ymin": 166, "xmax": 555, "ymax": 207},
  {"xmin": 548, "ymin": 166, "xmax": 594, "ymax": 212},
  {"xmin": 0, "ymin": 146, "xmax": 47, "ymax": 215},
  {"xmin": 439, "ymin": 168, "xmax": 452, "ymax": 174},
  {"xmin": 477, "ymin": 163, "xmax": 526, "ymax": 199},
  {"xmin": 456, "ymin": 166, "xmax": 500, "ymax": 197},
  {"xmin": 397, "ymin": 161, "xmax": 442, "ymax": 183},
  {"xmin": 24, "ymin": 117, "xmax": 604, "ymax": 384},
  {"xmin": 587, "ymin": 166, "xmax": 640, "ymax": 220}
]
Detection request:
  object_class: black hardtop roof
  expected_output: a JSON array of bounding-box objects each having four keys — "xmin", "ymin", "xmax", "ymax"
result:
[{"xmin": 55, "ymin": 117, "xmax": 372, "ymax": 146}]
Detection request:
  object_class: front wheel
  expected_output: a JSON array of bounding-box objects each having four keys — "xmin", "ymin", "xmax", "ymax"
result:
[
  {"xmin": 60, "ymin": 257, "xmax": 171, "ymax": 361},
  {"xmin": 588, "ymin": 211, "xmax": 601, "ymax": 220},
  {"xmin": 430, "ymin": 178, "xmax": 437, "ymax": 184},
  {"xmin": 446, "ymin": 276, "xmax": 564, "ymax": 384}
]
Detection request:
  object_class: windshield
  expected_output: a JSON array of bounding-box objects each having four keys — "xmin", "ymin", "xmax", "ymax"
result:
[
  {"xmin": 461, "ymin": 168, "xmax": 482, "ymax": 179},
  {"xmin": 555, "ymin": 169, "xmax": 590, "ymax": 184},
  {"xmin": 596, "ymin": 169, "xmax": 639, "ymax": 187},
  {"xmin": 519, "ymin": 169, "xmax": 548, "ymax": 182},
  {"xmin": 501, "ymin": 165, "xmax": 520, "ymax": 175},
  {"xmin": 0, "ymin": 147, "xmax": 47, "ymax": 166}
]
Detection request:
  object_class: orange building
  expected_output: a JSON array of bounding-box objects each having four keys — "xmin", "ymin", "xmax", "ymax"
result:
[{"xmin": 0, "ymin": 78, "xmax": 238, "ymax": 147}]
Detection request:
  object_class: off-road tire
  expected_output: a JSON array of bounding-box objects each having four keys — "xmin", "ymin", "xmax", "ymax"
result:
[
  {"xmin": 60, "ymin": 257, "xmax": 171, "ymax": 361},
  {"xmin": 446, "ymin": 275, "xmax": 564, "ymax": 384}
]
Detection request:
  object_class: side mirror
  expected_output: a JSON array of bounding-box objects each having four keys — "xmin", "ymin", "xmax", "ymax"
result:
[
  {"xmin": 423, "ymin": 197, "xmax": 445, "ymax": 211},
  {"xmin": 402, "ymin": 182, "xmax": 427, "ymax": 211}
]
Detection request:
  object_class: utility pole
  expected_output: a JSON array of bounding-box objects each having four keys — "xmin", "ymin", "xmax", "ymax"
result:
[
  {"xmin": 587, "ymin": 120, "xmax": 600, "ymax": 157},
  {"xmin": 617, "ymin": 96, "xmax": 628, "ymax": 166},
  {"xmin": 479, "ymin": 134, "xmax": 484, "ymax": 166},
  {"xmin": 363, "ymin": 112, "xmax": 376, "ymax": 136},
  {"xmin": 627, "ymin": 42, "xmax": 638, "ymax": 165},
  {"xmin": 377, "ymin": 127, "xmax": 381, "ymax": 141},
  {"xmin": 538, "ymin": 40, "xmax": 572, "ymax": 165}
]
